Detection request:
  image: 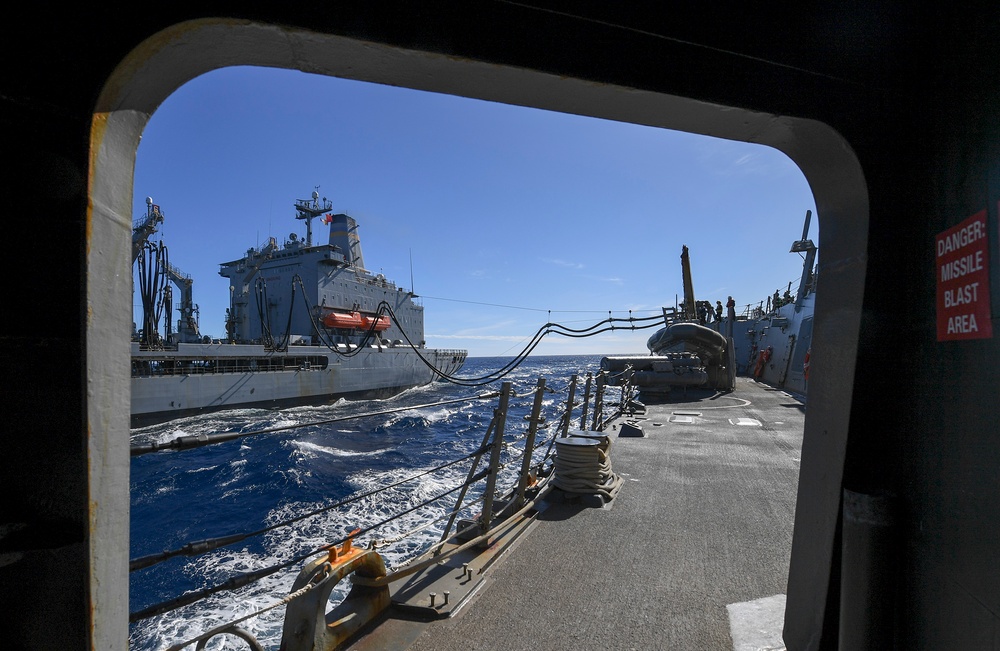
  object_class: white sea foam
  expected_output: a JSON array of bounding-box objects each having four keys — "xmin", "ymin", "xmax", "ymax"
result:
[
  {"xmin": 185, "ymin": 464, "xmax": 219, "ymax": 474},
  {"xmin": 129, "ymin": 356, "xmax": 604, "ymax": 651},
  {"xmin": 288, "ymin": 440, "xmax": 385, "ymax": 459},
  {"xmin": 130, "ymin": 544, "xmax": 297, "ymax": 650},
  {"xmin": 153, "ymin": 429, "xmax": 192, "ymax": 446}
]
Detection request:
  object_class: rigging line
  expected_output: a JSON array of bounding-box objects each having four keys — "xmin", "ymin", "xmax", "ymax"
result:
[
  {"xmin": 538, "ymin": 315, "xmax": 663, "ymax": 334},
  {"xmin": 493, "ymin": 0, "xmax": 862, "ymax": 86},
  {"xmin": 295, "ymin": 276, "xmax": 660, "ymax": 367},
  {"xmin": 375, "ymin": 302, "xmax": 534, "ymax": 385},
  {"xmin": 379, "ymin": 300, "xmax": 661, "ymax": 387},
  {"xmin": 130, "ymin": 561, "xmax": 292, "ymax": 622},
  {"xmin": 129, "ymin": 446, "xmax": 487, "ymax": 572},
  {"xmin": 544, "ymin": 322, "xmax": 664, "ymax": 339},
  {"xmin": 255, "ymin": 278, "xmax": 273, "ymax": 349},
  {"xmin": 355, "ymin": 479, "xmax": 556, "ymax": 589},
  {"xmin": 438, "ymin": 415, "xmax": 498, "ymax": 543},
  {"xmin": 417, "ymin": 323, "xmax": 546, "ymax": 386},
  {"xmin": 311, "ymin": 287, "xmax": 390, "ymax": 359},
  {"xmin": 129, "ymin": 468, "xmax": 491, "ymax": 623},
  {"xmin": 294, "ymin": 275, "xmax": 354, "ymax": 353},
  {"xmin": 276, "ymin": 275, "xmax": 299, "ymax": 351},
  {"xmin": 375, "ymin": 491, "xmax": 490, "ymax": 547},
  {"xmin": 532, "ymin": 314, "xmax": 663, "ymax": 325},
  {"xmin": 129, "ymin": 392, "xmax": 500, "ymax": 456},
  {"xmin": 419, "ymin": 293, "xmax": 664, "ymax": 314},
  {"xmin": 430, "ymin": 318, "xmax": 659, "ymax": 386},
  {"xmin": 163, "ymin": 572, "xmax": 333, "ymax": 651}
]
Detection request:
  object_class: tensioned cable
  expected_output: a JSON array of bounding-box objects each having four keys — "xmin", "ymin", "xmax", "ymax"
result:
[
  {"xmin": 503, "ymin": 430, "xmax": 558, "ymax": 475},
  {"xmin": 129, "ymin": 467, "xmax": 490, "ymax": 622},
  {"xmin": 129, "ymin": 445, "xmax": 487, "ymax": 572},
  {"xmin": 163, "ymin": 574, "xmax": 330, "ymax": 651},
  {"xmin": 130, "ymin": 377, "xmax": 600, "ymax": 625},
  {"xmin": 130, "ymin": 392, "xmax": 499, "ymax": 456},
  {"xmin": 273, "ymin": 276, "xmax": 297, "ymax": 351},
  {"xmin": 167, "ymin": 476, "xmax": 552, "ymax": 650},
  {"xmin": 280, "ymin": 271, "xmax": 665, "ymax": 373},
  {"xmin": 418, "ymin": 294, "xmax": 664, "ymax": 314},
  {"xmin": 290, "ymin": 275, "xmax": 390, "ymax": 357},
  {"xmin": 351, "ymin": 477, "xmax": 556, "ymax": 589},
  {"xmin": 373, "ymin": 491, "xmax": 490, "ymax": 548},
  {"xmin": 254, "ymin": 278, "xmax": 274, "ymax": 349},
  {"xmin": 278, "ymin": 277, "xmax": 663, "ymax": 380},
  {"xmin": 494, "ymin": 0, "xmax": 861, "ymax": 86},
  {"xmin": 136, "ymin": 241, "xmax": 168, "ymax": 348},
  {"xmin": 376, "ymin": 300, "xmax": 664, "ymax": 387}
]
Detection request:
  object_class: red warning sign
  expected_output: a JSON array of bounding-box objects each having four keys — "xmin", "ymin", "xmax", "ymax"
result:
[{"xmin": 936, "ymin": 209, "xmax": 992, "ymax": 341}]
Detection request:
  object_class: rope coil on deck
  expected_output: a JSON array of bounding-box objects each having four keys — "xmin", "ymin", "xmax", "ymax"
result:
[{"xmin": 551, "ymin": 432, "xmax": 623, "ymax": 502}]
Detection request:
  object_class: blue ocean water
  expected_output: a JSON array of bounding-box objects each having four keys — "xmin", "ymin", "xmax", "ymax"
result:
[{"xmin": 128, "ymin": 354, "xmax": 610, "ymax": 650}]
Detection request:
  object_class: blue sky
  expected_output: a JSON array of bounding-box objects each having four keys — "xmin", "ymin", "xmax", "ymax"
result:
[{"xmin": 133, "ymin": 66, "xmax": 818, "ymax": 357}]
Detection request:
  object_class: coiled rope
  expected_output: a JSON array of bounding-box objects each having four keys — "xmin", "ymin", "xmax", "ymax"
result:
[{"xmin": 551, "ymin": 435, "xmax": 623, "ymax": 502}]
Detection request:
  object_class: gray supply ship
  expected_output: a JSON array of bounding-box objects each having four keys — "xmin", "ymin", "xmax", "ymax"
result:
[{"xmin": 130, "ymin": 190, "xmax": 467, "ymax": 427}]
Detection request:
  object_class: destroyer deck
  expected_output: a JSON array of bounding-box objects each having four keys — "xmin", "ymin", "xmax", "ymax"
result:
[{"xmin": 349, "ymin": 376, "xmax": 804, "ymax": 650}]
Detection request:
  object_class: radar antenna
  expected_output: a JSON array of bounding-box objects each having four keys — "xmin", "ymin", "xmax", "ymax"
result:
[{"xmin": 294, "ymin": 187, "xmax": 333, "ymax": 246}]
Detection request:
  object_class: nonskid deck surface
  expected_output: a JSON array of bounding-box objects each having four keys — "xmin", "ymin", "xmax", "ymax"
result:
[{"xmin": 350, "ymin": 377, "xmax": 803, "ymax": 651}]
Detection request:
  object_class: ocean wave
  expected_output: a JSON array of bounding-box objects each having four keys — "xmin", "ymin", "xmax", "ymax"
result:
[
  {"xmin": 288, "ymin": 439, "xmax": 386, "ymax": 459},
  {"xmin": 130, "ymin": 545, "xmax": 296, "ymax": 650},
  {"xmin": 185, "ymin": 464, "xmax": 219, "ymax": 474},
  {"xmin": 128, "ymin": 355, "xmax": 605, "ymax": 651}
]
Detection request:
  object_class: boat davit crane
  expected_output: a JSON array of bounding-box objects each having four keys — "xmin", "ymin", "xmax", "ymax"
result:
[
  {"xmin": 133, "ymin": 198, "xmax": 203, "ymax": 345},
  {"xmin": 132, "ymin": 196, "xmax": 164, "ymax": 263},
  {"xmin": 163, "ymin": 260, "xmax": 201, "ymax": 343}
]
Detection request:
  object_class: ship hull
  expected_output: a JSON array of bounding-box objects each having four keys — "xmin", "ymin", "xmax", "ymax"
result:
[
  {"xmin": 131, "ymin": 342, "xmax": 466, "ymax": 427},
  {"xmin": 710, "ymin": 293, "xmax": 814, "ymax": 396}
]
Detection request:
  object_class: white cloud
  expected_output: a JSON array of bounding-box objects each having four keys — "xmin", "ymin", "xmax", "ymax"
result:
[{"xmin": 540, "ymin": 257, "xmax": 585, "ymax": 269}]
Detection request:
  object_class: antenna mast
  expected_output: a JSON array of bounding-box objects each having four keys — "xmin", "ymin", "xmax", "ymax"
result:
[{"xmin": 294, "ymin": 186, "xmax": 333, "ymax": 247}]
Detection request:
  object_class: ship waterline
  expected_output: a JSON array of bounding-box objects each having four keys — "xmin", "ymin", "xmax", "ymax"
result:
[{"xmin": 131, "ymin": 342, "xmax": 467, "ymax": 427}]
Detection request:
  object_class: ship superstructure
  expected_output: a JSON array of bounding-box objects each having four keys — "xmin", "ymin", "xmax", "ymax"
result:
[
  {"xmin": 130, "ymin": 190, "xmax": 466, "ymax": 427},
  {"xmin": 220, "ymin": 194, "xmax": 426, "ymax": 350}
]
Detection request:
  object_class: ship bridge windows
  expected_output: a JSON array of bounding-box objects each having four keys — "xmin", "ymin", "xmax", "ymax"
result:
[{"xmin": 131, "ymin": 355, "xmax": 329, "ymax": 377}]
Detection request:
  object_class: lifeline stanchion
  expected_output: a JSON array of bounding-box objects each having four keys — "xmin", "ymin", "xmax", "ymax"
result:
[
  {"xmin": 514, "ymin": 378, "xmax": 546, "ymax": 511},
  {"xmin": 561, "ymin": 374, "xmax": 578, "ymax": 437},
  {"xmin": 580, "ymin": 372, "xmax": 592, "ymax": 429},
  {"xmin": 437, "ymin": 417, "xmax": 497, "ymax": 546},
  {"xmin": 478, "ymin": 381, "xmax": 511, "ymax": 547},
  {"xmin": 591, "ymin": 373, "xmax": 606, "ymax": 431}
]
